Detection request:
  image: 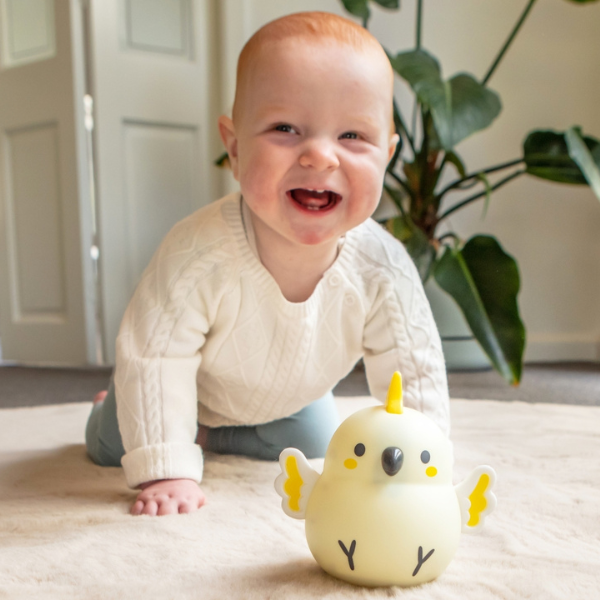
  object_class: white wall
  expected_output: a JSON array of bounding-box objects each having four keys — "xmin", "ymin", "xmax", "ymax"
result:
[{"xmin": 216, "ymin": 0, "xmax": 600, "ymax": 363}]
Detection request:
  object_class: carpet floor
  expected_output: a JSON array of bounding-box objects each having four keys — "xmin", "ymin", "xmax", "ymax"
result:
[{"xmin": 0, "ymin": 396, "xmax": 598, "ymax": 599}]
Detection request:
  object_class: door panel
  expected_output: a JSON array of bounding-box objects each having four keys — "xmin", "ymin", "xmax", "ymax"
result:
[
  {"xmin": 5, "ymin": 123, "xmax": 66, "ymax": 320},
  {"xmin": 122, "ymin": 121, "xmax": 198, "ymax": 285},
  {"xmin": 0, "ymin": 0, "xmax": 93, "ymax": 364},
  {"xmin": 90, "ymin": 0, "xmax": 215, "ymax": 363},
  {"xmin": 0, "ymin": 0, "xmax": 57, "ymax": 68}
]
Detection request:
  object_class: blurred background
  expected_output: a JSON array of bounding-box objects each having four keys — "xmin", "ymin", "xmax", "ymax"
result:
[{"xmin": 0, "ymin": 0, "xmax": 599, "ymax": 368}]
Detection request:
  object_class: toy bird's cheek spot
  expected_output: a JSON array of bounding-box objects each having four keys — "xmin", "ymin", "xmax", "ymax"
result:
[
  {"xmin": 344, "ymin": 459, "xmax": 358, "ymax": 470},
  {"xmin": 426, "ymin": 466, "xmax": 437, "ymax": 477}
]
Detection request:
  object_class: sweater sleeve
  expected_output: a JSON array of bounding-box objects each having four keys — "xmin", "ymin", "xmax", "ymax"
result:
[
  {"xmin": 114, "ymin": 215, "xmax": 228, "ymax": 488},
  {"xmin": 361, "ymin": 234, "xmax": 451, "ymax": 437}
]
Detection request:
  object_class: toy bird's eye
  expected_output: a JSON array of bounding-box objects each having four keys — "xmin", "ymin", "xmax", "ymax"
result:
[
  {"xmin": 421, "ymin": 450, "xmax": 431, "ymax": 464},
  {"xmin": 354, "ymin": 443, "xmax": 365, "ymax": 457}
]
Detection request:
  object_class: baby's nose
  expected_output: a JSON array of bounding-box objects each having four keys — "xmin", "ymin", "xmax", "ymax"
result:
[
  {"xmin": 298, "ymin": 139, "xmax": 340, "ymax": 171},
  {"xmin": 381, "ymin": 447, "xmax": 403, "ymax": 476}
]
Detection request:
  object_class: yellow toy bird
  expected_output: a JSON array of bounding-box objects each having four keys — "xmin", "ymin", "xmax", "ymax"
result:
[{"xmin": 275, "ymin": 372, "xmax": 497, "ymax": 587}]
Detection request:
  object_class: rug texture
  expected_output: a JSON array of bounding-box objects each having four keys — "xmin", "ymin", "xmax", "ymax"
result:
[{"xmin": 0, "ymin": 396, "xmax": 599, "ymax": 600}]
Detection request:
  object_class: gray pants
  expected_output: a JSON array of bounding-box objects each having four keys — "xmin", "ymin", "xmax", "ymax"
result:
[{"xmin": 85, "ymin": 380, "xmax": 340, "ymax": 467}]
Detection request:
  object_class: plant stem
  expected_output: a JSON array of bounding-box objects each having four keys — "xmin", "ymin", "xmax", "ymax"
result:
[
  {"xmin": 436, "ymin": 158, "xmax": 524, "ymax": 199},
  {"xmin": 415, "ymin": 0, "xmax": 423, "ymax": 50},
  {"xmin": 418, "ymin": 110, "xmax": 430, "ymax": 204},
  {"xmin": 438, "ymin": 169, "xmax": 526, "ymax": 221},
  {"xmin": 394, "ymin": 99, "xmax": 415, "ymax": 156},
  {"xmin": 431, "ymin": 154, "xmax": 448, "ymax": 196},
  {"xmin": 384, "ymin": 183, "xmax": 409, "ymax": 219},
  {"xmin": 387, "ymin": 170, "xmax": 416, "ymax": 201},
  {"xmin": 411, "ymin": 0, "xmax": 424, "ymax": 140},
  {"xmin": 388, "ymin": 140, "xmax": 403, "ymax": 174},
  {"xmin": 411, "ymin": 102, "xmax": 420, "ymax": 142},
  {"xmin": 482, "ymin": 0, "xmax": 537, "ymax": 85},
  {"xmin": 437, "ymin": 232, "xmax": 460, "ymax": 244}
]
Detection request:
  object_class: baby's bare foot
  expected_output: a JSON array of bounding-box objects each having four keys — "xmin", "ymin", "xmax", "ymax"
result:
[{"xmin": 93, "ymin": 390, "xmax": 108, "ymax": 404}]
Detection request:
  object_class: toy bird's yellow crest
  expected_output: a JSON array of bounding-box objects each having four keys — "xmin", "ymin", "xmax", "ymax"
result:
[{"xmin": 385, "ymin": 371, "xmax": 403, "ymax": 414}]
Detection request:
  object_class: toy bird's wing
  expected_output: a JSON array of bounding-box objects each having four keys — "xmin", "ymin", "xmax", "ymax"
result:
[
  {"xmin": 274, "ymin": 448, "xmax": 320, "ymax": 520},
  {"xmin": 454, "ymin": 465, "xmax": 497, "ymax": 533}
]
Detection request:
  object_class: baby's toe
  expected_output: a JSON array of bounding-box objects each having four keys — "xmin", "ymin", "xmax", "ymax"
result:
[{"xmin": 93, "ymin": 391, "xmax": 108, "ymax": 404}]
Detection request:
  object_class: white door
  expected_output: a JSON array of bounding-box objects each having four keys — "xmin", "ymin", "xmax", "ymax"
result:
[
  {"xmin": 0, "ymin": 0, "xmax": 97, "ymax": 364},
  {"xmin": 89, "ymin": 0, "xmax": 217, "ymax": 363}
]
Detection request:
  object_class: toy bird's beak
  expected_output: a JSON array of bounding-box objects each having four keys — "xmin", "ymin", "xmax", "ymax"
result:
[{"xmin": 382, "ymin": 446, "xmax": 403, "ymax": 476}]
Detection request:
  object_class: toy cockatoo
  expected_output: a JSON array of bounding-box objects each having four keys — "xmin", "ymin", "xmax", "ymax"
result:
[{"xmin": 275, "ymin": 372, "xmax": 497, "ymax": 587}]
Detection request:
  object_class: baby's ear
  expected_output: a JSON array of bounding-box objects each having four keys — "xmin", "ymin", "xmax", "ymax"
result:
[
  {"xmin": 217, "ymin": 115, "xmax": 239, "ymax": 180},
  {"xmin": 388, "ymin": 133, "xmax": 400, "ymax": 162}
]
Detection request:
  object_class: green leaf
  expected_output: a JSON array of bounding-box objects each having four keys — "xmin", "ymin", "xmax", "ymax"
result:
[
  {"xmin": 431, "ymin": 75, "xmax": 502, "ymax": 150},
  {"xmin": 433, "ymin": 236, "xmax": 525, "ymax": 384},
  {"xmin": 386, "ymin": 214, "xmax": 412, "ymax": 242},
  {"xmin": 565, "ymin": 127, "xmax": 600, "ymax": 201},
  {"xmin": 214, "ymin": 152, "xmax": 230, "ymax": 168},
  {"xmin": 389, "ymin": 50, "xmax": 502, "ymax": 149},
  {"xmin": 389, "ymin": 49, "xmax": 441, "ymax": 89},
  {"xmin": 524, "ymin": 129, "xmax": 600, "ymax": 185},
  {"xmin": 340, "ymin": 0, "xmax": 370, "ymax": 20},
  {"xmin": 444, "ymin": 151, "xmax": 467, "ymax": 178},
  {"xmin": 373, "ymin": 0, "xmax": 400, "ymax": 8},
  {"xmin": 384, "ymin": 183, "xmax": 408, "ymax": 214},
  {"xmin": 388, "ymin": 216, "xmax": 436, "ymax": 282},
  {"xmin": 476, "ymin": 173, "xmax": 492, "ymax": 218}
]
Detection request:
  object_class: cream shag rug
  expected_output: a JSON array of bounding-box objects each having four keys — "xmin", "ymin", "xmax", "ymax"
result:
[{"xmin": 0, "ymin": 396, "xmax": 599, "ymax": 600}]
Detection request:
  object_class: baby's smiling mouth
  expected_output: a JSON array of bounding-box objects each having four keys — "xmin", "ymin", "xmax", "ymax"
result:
[{"xmin": 288, "ymin": 189, "xmax": 342, "ymax": 212}]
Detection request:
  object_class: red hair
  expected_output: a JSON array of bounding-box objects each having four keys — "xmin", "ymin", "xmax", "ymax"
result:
[{"xmin": 232, "ymin": 11, "xmax": 394, "ymax": 126}]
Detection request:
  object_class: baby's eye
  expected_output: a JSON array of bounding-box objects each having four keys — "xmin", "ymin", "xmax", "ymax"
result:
[
  {"xmin": 274, "ymin": 124, "xmax": 296, "ymax": 134},
  {"xmin": 340, "ymin": 132, "xmax": 359, "ymax": 140}
]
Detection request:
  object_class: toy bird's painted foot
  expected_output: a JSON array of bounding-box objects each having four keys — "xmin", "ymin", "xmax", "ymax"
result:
[
  {"xmin": 412, "ymin": 546, "xmax": 435, "ymax": 577},
  {"xmin": 338, "ymin": 540, "xmax": 357, "ymax": 571}
]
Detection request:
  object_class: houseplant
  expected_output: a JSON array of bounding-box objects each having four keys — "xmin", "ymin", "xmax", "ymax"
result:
[{"xmin": 339, "ymin": 0, "xmax": 600, "ymax": 384}]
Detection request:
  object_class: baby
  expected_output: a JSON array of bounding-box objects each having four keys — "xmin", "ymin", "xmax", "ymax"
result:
[{"xmin": 86, "ymin": 11, "xmax": 450, "ymax": 516}]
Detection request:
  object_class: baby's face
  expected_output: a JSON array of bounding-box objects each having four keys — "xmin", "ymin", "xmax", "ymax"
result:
[{"xmin": 220, "ymin": 39, "xmax": 398, "ymax": 248}]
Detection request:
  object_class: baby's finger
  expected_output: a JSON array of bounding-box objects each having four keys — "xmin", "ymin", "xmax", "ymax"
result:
[
  {"xmin": 141, "ymin": 499, "xmax": 159, "ymax": 516},
  {"xmin": 177, "ymin": 500, "xmax": 196, "ymax": 514},
  {"xmin": 157, "ymin": 498, "xmax": 179, "ymax": 516},
  {"xmin": 130, "ymin": 500, "xmax": 145, "ymax": 516}
]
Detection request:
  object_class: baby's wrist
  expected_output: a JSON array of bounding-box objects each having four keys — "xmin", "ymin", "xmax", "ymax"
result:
[
  {"xmin": 138, "ymin": 479, "xmax": 167, "ymax": 490},
  {"xmin": 137, "ymin": 478, "xmax": 197, "ymax": 490}
]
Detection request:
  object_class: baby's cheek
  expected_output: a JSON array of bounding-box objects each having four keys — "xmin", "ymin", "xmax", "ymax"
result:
[{"xmin": 239, "ymin": 165, "xmax": 276, "ymax": 201}]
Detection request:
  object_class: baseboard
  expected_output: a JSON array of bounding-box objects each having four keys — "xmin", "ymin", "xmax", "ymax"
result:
[
  {"xmin": 524, "ymin": 335, "xmax": 600, "ymax": 362},
  {"xmin": 0, "ymin": 360, "xmax": 111, "ymax": 370}
]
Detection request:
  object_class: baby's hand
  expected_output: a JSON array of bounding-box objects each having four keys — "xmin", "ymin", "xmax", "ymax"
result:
[{"xmin": 131, "ymin": 478, "xmax": 206, "ymax": 516}]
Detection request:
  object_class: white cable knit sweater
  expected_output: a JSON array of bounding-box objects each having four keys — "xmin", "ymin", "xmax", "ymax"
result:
[{"xmin": 114, "ymin": 193, "xmax": 450, "ymax": 488}]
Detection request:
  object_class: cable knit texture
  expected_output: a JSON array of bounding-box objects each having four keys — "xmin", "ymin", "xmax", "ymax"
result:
[{"xmin": 114, "ymin": 193, "xmax": 449, "ymax": 488}]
